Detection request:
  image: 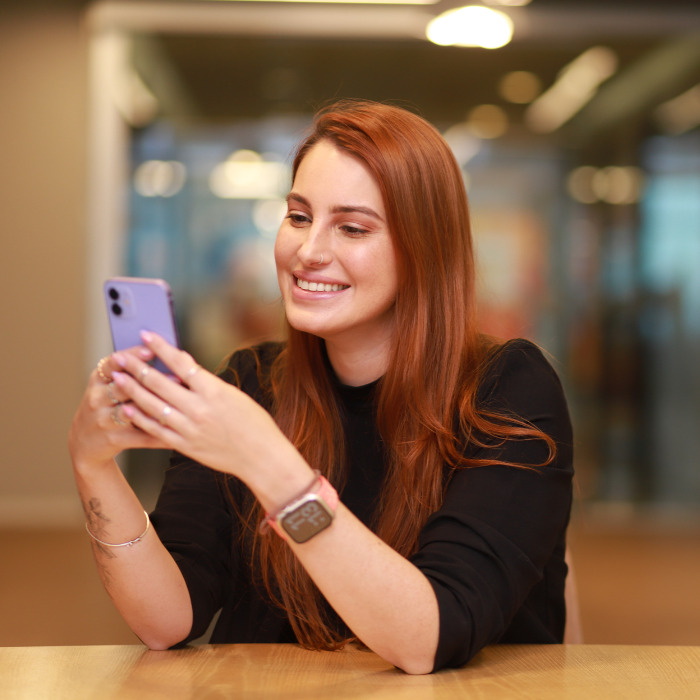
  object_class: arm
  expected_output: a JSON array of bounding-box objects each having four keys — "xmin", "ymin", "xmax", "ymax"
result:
[
  {"xmin": 112, "ymin": 334, "xmax": 439, "ymax": 673},
  {"xmin": 108, "ymin": 335, "xmax": 571, "ymax": 672},
  {"xmin": 68, "ymin": 350, "xmax": 193, "ymax": 649},
  {"xmin": 412, "ymin": 340, "xmax": 574, "ymax": 669}
]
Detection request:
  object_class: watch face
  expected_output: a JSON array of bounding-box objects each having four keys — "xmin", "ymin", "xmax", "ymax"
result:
[{"xmin": 280, "ymin": 497, "xmax": 333, "ymax": 544}]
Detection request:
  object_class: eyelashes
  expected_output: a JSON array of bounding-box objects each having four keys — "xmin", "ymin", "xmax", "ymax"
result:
[{"xmin": 285, "ymin": 213, "xmax": 370, "ymax": 237}]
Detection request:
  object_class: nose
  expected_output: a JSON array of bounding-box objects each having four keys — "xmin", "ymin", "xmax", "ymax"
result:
[{"xmin": 297, "ymin": 224, "xmax": 330, "ymax": 267}]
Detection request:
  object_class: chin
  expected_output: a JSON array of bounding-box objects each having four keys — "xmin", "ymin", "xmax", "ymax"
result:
[{"xmin": 284, "ymin": 312, "xmax": 334, "ymax": 339}]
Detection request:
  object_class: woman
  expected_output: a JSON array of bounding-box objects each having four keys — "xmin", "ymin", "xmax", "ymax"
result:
[{"xmin": 69, "ymin": 100, "xmax": 573, "ymax": 674}]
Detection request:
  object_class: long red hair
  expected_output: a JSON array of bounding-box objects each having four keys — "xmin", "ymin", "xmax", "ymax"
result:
[{"xmin": 240, "ymin": 100, "xmax": 554, "ymax": 648}]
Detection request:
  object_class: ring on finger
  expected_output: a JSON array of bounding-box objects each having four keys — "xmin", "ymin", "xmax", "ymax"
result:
[
  {"xmin": 140, "ymin": 366, "xmax": 150, "ymax": 383},
  {"xmin": 97, "ymin": 357, "xmax": 111, "ymax": 384},
  {"xmin": 160, "ymin": 404, "xmax": 172, "ymax": 426},
  {"xmin": 106, "ymin": 382, "xmax": 119, "ymax": 406},
  {"xmin": 111, "ymin": 405, "xmax": 128, "ymax": 427}
]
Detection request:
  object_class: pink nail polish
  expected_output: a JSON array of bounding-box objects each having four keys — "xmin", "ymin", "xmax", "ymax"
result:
[
  {"xmin": 122, "ymin": 404, "xmax": 135, "ymax": 417},
  {"xmin": 112, "ymin": 353, "xmax": 127, "ymax": 368},
  {"xmin": 140, "ymin": 330, "xmax": 154, "ymax": 343}
]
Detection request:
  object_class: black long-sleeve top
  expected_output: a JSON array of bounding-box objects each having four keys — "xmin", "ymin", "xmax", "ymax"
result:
[{"xmin": 150, "ymin": 338, "xmax": 574, "ymax": 671}]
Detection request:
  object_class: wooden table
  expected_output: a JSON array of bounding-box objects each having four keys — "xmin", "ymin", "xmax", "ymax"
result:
[{"xmin": 2, "ymin": 643, "xmax": 699, "ymax": 699}]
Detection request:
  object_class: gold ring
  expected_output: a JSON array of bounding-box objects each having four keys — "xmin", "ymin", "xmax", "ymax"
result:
[{"xmin": 97, "ymin": 357, "xmax": 111, "ymax": 384}]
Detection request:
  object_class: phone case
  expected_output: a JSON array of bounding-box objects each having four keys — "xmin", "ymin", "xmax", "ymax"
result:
[{"xmin": 104, "ymin": 277, "xmax": 179, "ymax": 374}]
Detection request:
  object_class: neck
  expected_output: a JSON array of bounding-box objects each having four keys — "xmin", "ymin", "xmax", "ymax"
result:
[{"xmin": 325, "ymin": 333, "xmax": 392, "ymax": 386}]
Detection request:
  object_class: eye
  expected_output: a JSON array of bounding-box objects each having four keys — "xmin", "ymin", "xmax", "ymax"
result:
[
  {"xmin": 340, "ymin": 224, "xmax": 369, "ymax": 236},
  {"xmin": 286, "ymin": 212, "xmax": 310, "ymax": 226}
]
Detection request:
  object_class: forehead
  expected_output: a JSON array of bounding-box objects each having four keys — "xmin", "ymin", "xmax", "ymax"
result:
[{"xmin": 293, "ymin": 141, "xmax": 384, "ymax": 209}]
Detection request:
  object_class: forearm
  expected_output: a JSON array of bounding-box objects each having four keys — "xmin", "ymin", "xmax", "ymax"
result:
[
  {"xmin": 240, "ymin": 445, "xmax": 439, "ymax": 674},
  {"xmin": 73, "ymin": 459, "xmax": 193, "ymax": 649},
  {"xmin": 101, "ymin": 336, "xmax": 440, "ymax": 667},
  {"xmin": 288, "ymin": 504, "xmax": 439, "ymax": 675}
]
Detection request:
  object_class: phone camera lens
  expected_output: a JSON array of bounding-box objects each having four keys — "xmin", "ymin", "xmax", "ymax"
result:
[
  {"xmin": 108, "ymin": 287, "xmax": 120, "ymax": 300},
  {"xmin": 111, "ymin": 303, "xmax": 123, "ymax": 316}
]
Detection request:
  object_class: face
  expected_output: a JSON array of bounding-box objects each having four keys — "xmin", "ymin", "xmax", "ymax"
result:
[{"xmin": 275, "ymin": 140, "xmax": 399, "ymax": 352}]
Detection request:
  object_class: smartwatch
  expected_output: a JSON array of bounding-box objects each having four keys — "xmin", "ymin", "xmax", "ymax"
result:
[{"xmin": 265, "ymin": 473, "xmax": 339, "ymax": 544}]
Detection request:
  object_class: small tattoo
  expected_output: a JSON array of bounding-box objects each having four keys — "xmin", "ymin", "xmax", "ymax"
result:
[
  {"xmin": 84, "ymin": 498, "xmax": 116, "ymax": 561},
  {"xmin": 85, "ymin": 497, "xmax": 110, "ymax": 532},
  {"xmin": 92, "ymin": 541, "xmax": 117, "ymax": 561}
]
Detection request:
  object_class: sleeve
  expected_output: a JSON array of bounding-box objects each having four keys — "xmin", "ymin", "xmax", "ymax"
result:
[
  {"xmin": 150, "ymin": 456, "xmax": 237, "ymax": 645},
  {"xmin": 149, "ymin": 342, "xmax": 282, "ymax": 646},
  {"xmin": 409, "ymin": 340, "xmax": 574, "ymax": 670}
]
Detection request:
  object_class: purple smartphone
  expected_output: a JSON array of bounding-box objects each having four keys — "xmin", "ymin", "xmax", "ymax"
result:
[{"xmin": 104, "ymin": 277, "xmax": 179, "ymax": 374}]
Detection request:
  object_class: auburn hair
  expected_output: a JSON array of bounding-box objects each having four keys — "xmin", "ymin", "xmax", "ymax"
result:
[{"xmin": 239, "ymin": 100, "xmax": 555, "ymax": 648}]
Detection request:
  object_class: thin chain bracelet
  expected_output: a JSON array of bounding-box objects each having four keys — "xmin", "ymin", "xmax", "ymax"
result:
[{"xmin": 85, "ymin": 510, "xmax": 151, "ymax": 548}]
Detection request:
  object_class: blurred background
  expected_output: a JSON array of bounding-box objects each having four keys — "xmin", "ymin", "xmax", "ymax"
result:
[{"xmin": 1, "ymin": 0, "xmax": 699, "ymax": 647}]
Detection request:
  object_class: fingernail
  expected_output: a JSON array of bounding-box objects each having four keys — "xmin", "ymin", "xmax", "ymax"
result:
[
  {"xmin": 138, "ymin": 347, "xmax": 154, "ymax": 359},
  {"xmin": 112, "ymin": 371, "xmax": 126, "ymax": 386},
  {"xmin": 122, "ymin": 404, "xmax": 135, "ymax": 417},
  {"xmin": 112, "ymin": 352, "xmax": 127, "ymax": 368},
  {"xmin": 140, "ymin": 330, "xmax": 154, "ymax": 343}
]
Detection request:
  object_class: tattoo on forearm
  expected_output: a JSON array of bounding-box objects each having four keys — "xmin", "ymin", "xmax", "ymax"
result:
[
  {"xmin": 83, "ymin": 497, "xmax": 117, "ymax": 561},
  {"xmin": 85, "ymin": 497, "xmax": 110, "ymax": 532}
]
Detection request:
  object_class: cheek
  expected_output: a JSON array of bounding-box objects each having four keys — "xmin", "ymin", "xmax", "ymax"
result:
[{"xmin": 274, "ymin": 227, "xmax": 292, "ymax": 268}]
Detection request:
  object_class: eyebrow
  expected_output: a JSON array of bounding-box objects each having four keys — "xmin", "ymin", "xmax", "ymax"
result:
[{"xmin": 286, "ymin": 192, "xmax": 385, "ymax": 222}]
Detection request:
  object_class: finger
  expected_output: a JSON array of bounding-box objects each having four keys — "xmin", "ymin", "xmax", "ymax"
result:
[
  {"xmin": 120, "ymin": 402, "xmax": 187, "ymax": 451},
  {"xmin": 139, "ymin": 331, "xmax": 204, "ymax": 388},
  {"xmin": 105, "ymin": 404, "xmax": 172, "ymax": 450},
  {"xmin": 105, "ymin": 380, "xmax": 127, "ymax": 406},
  {"xmin": 112, "ymin": 351, "xmax": 195, "ymax": 413},
  {"xmin": 110, "ymin": 403, "xmax": 131, "ymax": 427},
  {"xmin": 112, "ymin": 369, "xmax": 187, "ymax": 433},
  {"xmin": 93, "ymin": 347, "xmax": 155, "ymax": 386}
]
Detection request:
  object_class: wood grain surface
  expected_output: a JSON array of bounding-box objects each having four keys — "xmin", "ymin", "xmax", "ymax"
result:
[{"xmin": 2, "ymin": 643, "xmax": 699, "ymax": 699}]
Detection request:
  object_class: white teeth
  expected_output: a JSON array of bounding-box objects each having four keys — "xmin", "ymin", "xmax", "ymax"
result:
[{"xmin": 296, "ymin": 278, "xmax": 348, "ymax": 292}]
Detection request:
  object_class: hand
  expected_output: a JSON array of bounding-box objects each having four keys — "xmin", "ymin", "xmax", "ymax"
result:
[
  {"xmin": 68, "ymin": 345, "xmax": 171, "ymax": 467},
  {"xmin": 109, "ymin": 332, "xmax": 295, "ymax": 482}
]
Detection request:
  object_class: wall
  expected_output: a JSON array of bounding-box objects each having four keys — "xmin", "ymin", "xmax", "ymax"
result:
[{"xmin": 0, "ymin": 1, "xmax": 89, "ymax": 526}]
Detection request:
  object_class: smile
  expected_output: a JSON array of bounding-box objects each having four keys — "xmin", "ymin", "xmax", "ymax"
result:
[{"xmin": 296, "ymin": 277, "xmax": 349, "ymax": 292}]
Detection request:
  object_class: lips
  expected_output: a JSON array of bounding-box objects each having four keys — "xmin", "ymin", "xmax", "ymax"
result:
[{"xmin": 296, "ymin": 277, "xmax": 349, "ymax": 292}]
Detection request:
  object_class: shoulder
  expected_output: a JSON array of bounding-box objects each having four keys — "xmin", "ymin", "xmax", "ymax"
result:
[
  {"xmin": 218, "ymin": 341, "xmax": 285, "ymax": 407},
  {"xmin": 475, "ymin": 338, "xmax": 572, "ymax": 447},
  {"xmin": 478, "ymin": 338, "xmax": 564, "ymax": 404}
]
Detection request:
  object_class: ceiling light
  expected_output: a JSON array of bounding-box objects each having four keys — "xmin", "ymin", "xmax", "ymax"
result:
[
  {"xmin": 654, "ymin": 84, "xmax": 700, "ymax": 135},
  {"xmin": 525, "ymin": 46, "xmax": 618, "ymax": 133},
  {"xmin": 467, "ymin": 104, "xmax": 509, "ymax": 139},
  {"xmin": 499, "ymin": 71, "xmax": 541, "ymax": 104},
  {"xmin": 592, "ymin": 166, "xmax": 644, "ymax": 205},
  {"xmin": 567, "ymin": 166, "xmax": 598, "ymax": 205},
  {"xmin": 426, "ymin": 6, "xmax": 514, "ymax": 49},
  {"xmin": 213, "ymin": 0, "xmax": 439, "ymax": 4},
  {"xmin": 482, "ymin": 0, "xmax": 531, "ymax": 6},
  {"xmin": 134, "ymin": 161, "xmax": 186, "ymax": 198},
  {"xmin": 567, "ymin": 165, "xmax": 644, "ymax": 205},
  {"xmin": 210, "ymin": 151, "xmax": 290, "ymax": 199}
]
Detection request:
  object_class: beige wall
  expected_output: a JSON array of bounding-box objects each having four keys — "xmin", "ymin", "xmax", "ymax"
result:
[{"xmin": 0, "ymin": 2, "xmax": 89, "ymax": 526}]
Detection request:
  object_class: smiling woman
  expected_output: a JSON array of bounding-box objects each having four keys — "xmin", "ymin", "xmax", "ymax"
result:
[
  {"xmin": 274, "ymin": 140, "xmax": 399, "ymax": 383},
  {"xmin": 69, "ymin": 99, "xmax": 573, "ymax": 675}
]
